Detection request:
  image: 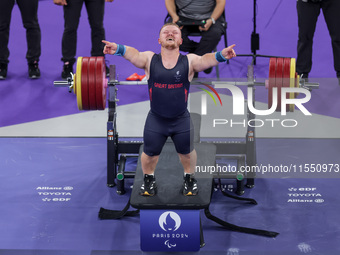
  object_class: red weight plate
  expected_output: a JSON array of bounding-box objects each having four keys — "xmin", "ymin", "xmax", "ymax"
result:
[
  {"xmin": 268, "ymin": 58, "xmax": 277, "ymax": 110},
  {"xmin": 283, "ymin": 58, "xmax": 291, "ymax": 112},
  {"xmin": 95, "ymin": 57, "xmax": 107, "ymax": 110},
  {"xmin": 88, "ymin": 57, "xmax": 97, "ymax": 110},
  {"xmin": 81, "ymin": 57, "xmax": 90, "ymax": 110},
  {"xmin": 275, "ymin": 58, "xmax": 284, "ymax": 112}
]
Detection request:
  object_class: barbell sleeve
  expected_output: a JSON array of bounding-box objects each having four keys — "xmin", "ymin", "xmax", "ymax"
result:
[
  {"xmin": 112, "ymin": 80, "xmax": 148, "ymax": 85},
  {"xmin": 54, "ymin": 80, "xmax": 71, "ymax": 87}
]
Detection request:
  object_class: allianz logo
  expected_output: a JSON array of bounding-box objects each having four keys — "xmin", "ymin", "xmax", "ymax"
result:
[{"xmin": 36, "ymin": 186, "xmax": 73, "ymax": 190}]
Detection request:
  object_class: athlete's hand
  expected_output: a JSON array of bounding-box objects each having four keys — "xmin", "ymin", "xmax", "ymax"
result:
[
  {"xmin": 53, "ymin": 0, "xmax": 67, "ymax": 5},
  {"xmin": 102, "ymin": 40, "xmax": 118, "ymax": 55},
  {"xmin": 221, "ymin": 44, "xmax": 236, "ymax": 60}
]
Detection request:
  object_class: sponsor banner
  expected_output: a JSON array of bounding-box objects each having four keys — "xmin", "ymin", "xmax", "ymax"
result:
[
  {"xmin": 36, "ymin": 186, "xmax": 73, "ymax": 203},
  {"xmin": 287, "ymin": 186, "xmax": 324, "ymax": 204}
]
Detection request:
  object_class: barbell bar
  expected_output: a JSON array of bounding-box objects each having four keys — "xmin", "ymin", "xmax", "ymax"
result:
[{"xmin": 54, "ymin": 56, "xmax": 318, "ymax": 112}]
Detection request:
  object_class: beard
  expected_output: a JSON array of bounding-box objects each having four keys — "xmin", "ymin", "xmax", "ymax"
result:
[
  {"xmin": 164, "ymin": 44, "xmax": 176, "ymax": 50},
  {"xmin": 162, "ymin": 40, "xmax": 178, "ymax": 50}
]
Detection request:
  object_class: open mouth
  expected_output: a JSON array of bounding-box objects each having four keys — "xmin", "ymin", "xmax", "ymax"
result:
[{"xmin": 166, "ymin": 38, "xmax": 174, "ymax": 41}]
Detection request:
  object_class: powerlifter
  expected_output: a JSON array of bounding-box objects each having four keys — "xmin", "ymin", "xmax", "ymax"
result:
[{"xmin": 102, "ymin": 23, "xmax": 236, "ymax": 196}]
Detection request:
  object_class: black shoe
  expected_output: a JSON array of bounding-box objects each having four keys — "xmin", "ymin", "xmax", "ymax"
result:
[
  {"xmin": 204, "ymin": 67, "xmax": 213, "ymax": 74},
  {"xmin": 140, "ymin": 174, "xmax": 157, "ymax": 196},
  {"xmin": 183, "ymin": 174, "xmax": 198, "ymax": 196},
  {"xmin": 62, "ymin": 63, "xmax": 73, "ymax": 79},
  {"xmin": 28, "ymin": 61, "xmax": 40, "ymax": 79},
  {"xmin": 0, "ymin": 63, "xmax": 8, "ymax": 80},
  {"xmin": 299, "ymin": 73, "xmax": 309, "ymax": 82},
  {"xmin": 299, "ymin": 72, "xmax": 308, "ymax": 78}
]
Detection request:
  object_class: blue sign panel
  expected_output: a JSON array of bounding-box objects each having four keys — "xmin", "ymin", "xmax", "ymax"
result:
[{"xmin": 140, "ymin": 209, "xmax": 201, "ymax": 252}]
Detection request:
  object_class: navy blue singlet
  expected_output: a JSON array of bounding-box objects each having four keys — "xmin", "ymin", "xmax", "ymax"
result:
[{"xmin": 148, "ymin": 53, "xmax": 190, "ymax": 118}]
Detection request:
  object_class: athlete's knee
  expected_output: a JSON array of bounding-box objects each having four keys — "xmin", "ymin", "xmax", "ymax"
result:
[
  {"xmin": 143, "ymin": 148, "xmax": 161, "ymax": 157},
  {"xmin": 178, "ymin": 152, "xmax": 190, "ymax": 159},
  {"xmin": 142, "ymin": 152, "xmax": 159, "ymax": 162},
  {"xmin": 178, "ymin": 147, "xmax": 195, "ymax": 158}
]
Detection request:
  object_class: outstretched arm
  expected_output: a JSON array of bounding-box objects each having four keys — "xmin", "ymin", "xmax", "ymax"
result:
[
  {"xmin": 188, "ymin": 44, "xmax": 236, "ymax": 80},
  {"xmin": 102, "ymin": 40, "xmax": 154, "ymax": 71}
]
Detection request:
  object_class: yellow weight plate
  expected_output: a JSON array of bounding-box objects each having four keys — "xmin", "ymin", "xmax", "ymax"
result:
[
  {"xmin": 76, "ymin": 57, "xmax": 83, "ymax": 110},
  {"xmin": 289, "ymin": 58, "xmax": 296, "ymax": 112}
]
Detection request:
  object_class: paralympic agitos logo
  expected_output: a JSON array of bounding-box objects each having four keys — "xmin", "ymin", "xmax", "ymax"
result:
[{"xmin": 198, "ymin": 84, "xmax": 223, "ymax": 107}]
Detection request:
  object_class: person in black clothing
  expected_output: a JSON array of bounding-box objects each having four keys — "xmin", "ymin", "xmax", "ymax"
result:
[
  {"xmin": 0, "ymin": 0, "xmax": 41, "ymax": 80},
  {"xmin": 53, "ymin": 0, "xmax": 113, "ymax": 79},
  {"xmin": 102, "ymin": 23, "xmax": 236, "ymax": 196},
  {"xmin": 165, "ymin": 0, "xmax": 226, "ymax": 76},
  {"xmin": 296, "ymin": 0, "xmax": 340, "ymax": 84}
]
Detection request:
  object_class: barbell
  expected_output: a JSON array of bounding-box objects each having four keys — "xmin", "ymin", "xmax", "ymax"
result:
[{"xmin": 54, "ymin": 56, "xmax": 318, "ymax": 112}]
